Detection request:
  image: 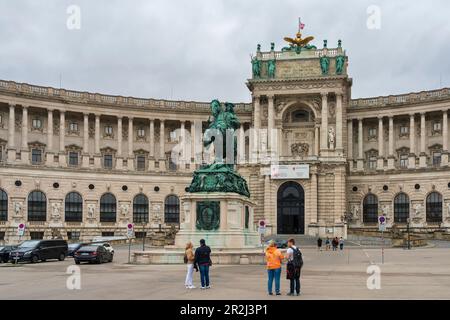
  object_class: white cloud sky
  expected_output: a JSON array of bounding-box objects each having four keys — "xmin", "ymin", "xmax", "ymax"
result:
[{"xmin": 0, "ymin": 0, "xmax": 449, "ymax": 103}]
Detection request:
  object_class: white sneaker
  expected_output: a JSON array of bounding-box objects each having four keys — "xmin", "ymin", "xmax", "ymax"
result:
[
  {"xmin": 206, "ymin": 285, "xmax": 211, "ymax": 289},
  {"xmin": 188, "ymin": 285, "xmax": 196, "ymax": 289},
  {"xmin": 201, "ymin": 287, "xmax": 206, "ymax": 290}
]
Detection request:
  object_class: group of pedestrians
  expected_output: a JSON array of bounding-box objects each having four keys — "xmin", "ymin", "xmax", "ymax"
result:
[
  {"xmin": 317, "ymin": 237, "xmax": 344, "ymax": 251},
  {"xmin": 184, "ymin": 239, "xmax": 212, "ymax": 290},
  {"xmin": 265, "ymin": 238, "xmax": 303, "ymax": 296}
]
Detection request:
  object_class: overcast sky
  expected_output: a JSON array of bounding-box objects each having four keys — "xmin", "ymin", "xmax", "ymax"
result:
[{"xmin": 1, "ymin": 0, "xmax": 449, "ymax": 103}]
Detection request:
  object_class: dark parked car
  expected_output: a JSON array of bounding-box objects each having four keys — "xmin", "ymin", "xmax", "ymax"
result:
[
  {"xmin": 0, "ymin": 246, "xmax": 17, "ymax": 263},
  {"xmin": 74, "ymin": 245, "xmax": 113, "ymax": 264},
  {"xmin": 67, "ymin": 243, "xmax": 87, "ymax": 257},
  {"xmin": 9, "ymin": 240, "xmax": 68, "ymax": 263},
  {"xmin": 265, "ymin": 239, "xmax": 288, "ymax": 249}
]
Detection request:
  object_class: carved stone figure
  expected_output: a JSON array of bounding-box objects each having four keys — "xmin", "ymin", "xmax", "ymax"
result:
[
  {"xmin": 382, "ymin": 205, "xmax": 389, "ymax": 217},
  {"xmin": 351, "ymin": 205, "xmax": 360, "ymax": 220},
  {"xmin": 120, "ymin": 203, "xmax": 130, "ymax": 217},
  {"xmin": 13, "ymin": 201, "xmax": 23, "ymax": 217},
  {"xmin": 51, "ymin": 202, "xmax": 61, "ymax": 220},
  {"xmin": 87, "ymin": 204, "xmax": 96, "ymax": 219},
  {"xmin": 291, "ymin": 143, "xmax": 309, "ymax": 157},
  {"xmin": 251, "ymin": 57, "xmax": 261, "ymax": 78},
  {"xmin": 414, "ymin": 204, "xmax": 423, "ymax": 218},
  {"xmin": 328, "ymin": 127, "xmax": 335, "ymax": 149}
]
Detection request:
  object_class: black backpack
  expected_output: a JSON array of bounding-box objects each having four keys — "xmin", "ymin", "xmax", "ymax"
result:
[{"xmin": 292, "ymin": 247, "xmax": 303, "ymax": 268}]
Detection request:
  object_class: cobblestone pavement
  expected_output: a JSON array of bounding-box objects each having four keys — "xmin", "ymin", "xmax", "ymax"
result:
[{"xmin": 1, "ymin": 244, "xmax": 450, "ymax": 300}]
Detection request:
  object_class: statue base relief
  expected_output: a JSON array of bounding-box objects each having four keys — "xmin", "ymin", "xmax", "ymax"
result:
[{"xmin": 133, "ymin": 193, "xmax": 263, "ymax": 265}]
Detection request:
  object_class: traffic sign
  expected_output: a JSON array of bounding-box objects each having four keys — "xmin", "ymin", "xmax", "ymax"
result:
[
  {"xmin": 127, "ymin": 223, "xmax": 134, "ymax": 238},
  {"xmin": 17, "ymin": 223, "xmax": 25, "ymax": 237},
  {"xmin": 258, "ymin": 220, "xmax": 266, "ymax": 234},
  {"xmin": 378, "ymin": 216, "xmax": 386, "ymax": 232}
]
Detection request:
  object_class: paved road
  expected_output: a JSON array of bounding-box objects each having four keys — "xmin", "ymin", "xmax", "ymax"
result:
[{"xmin": 1, "ymin": 244, "xmax": 450, "ymax": 300}]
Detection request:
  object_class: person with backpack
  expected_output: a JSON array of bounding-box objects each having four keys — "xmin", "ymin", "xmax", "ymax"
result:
[
  {"xmin": 184, "ymin": 241, "xmax": 196, "ymax": 289},
  {"xmin": 194, "ymin": 239, "xmax": 212, "ymax": 289},
  {"xmin": 325, "ymin": 237, "xmax": 331, "ymax": 251},
  {"xmin": 332, "ymin": 237, "xmax": 339, "ymax": 251},
  {"xmin": 317, "ymin": 237, "xmax": 323, "ymax": 251},
  {"xmin": 265, "ymin": 240, "xmax": 284, "ymax": 296},
  {"xmin": 285, "ymin": 238, "xmax": 303, "ymax": 296},
  {"xmin": 339, "ymin": 237, "xmax": 344, "ymax": 251}
]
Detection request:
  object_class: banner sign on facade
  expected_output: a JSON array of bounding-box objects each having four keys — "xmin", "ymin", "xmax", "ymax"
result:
[{"xmin": 270, "ymin": 165, "xmax": 310, "ymax": 180}]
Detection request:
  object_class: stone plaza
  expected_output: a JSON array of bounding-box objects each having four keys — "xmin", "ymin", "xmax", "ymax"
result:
[{"xmin": 1, "ymin": 243, "xmax": 450, "ymax": 300}]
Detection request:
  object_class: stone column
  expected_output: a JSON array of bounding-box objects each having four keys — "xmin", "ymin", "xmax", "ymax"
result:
[
  {"xmin": 347, "ymin": 120, "xmax": 353, "ymax": 168},
  {"xmin": 264, "ymin": 174, "xmax": 272, "ymax": 225},
  {"xmin": 21, "ymin": 106, "xmax": 29, "ymax": 165},
  {"xmin": 314, "ymin": 124, "xmax": 320, "ymax": 157},
  {"xmin": 94, "ymin": 114, "xmax": 101, "ymax": 168},
  {"xmin": 253, "ymin": 95, "xmax": 261, "ymax": 129},
  {"xmin": 377, "ymin": 117, "xmax": 384, "ymax": 170},
  {"xmin": 442, "ymin": 110, "xmax": 449, "ymax": 166},
  {"xmin": 267, "ymin": 95, "xmax": 275, "ymax": 152},
  {"xmin": 419, "ymin": 112, "xmax": 427, "ymax": 168},
  {"xmin": 45, "ymin": 109, "xmax": 54, "ymax": 166},
  {"xmin": 336, "ymin": 93, "xmax": 343, "ymax": 152},
  {"xmin": 148, "ymin": 119, "xmax": 155, "ymax": 171},
  {"xmin": 7, "ymin": 104, "xmax": 16, "ymax": 163},
  {"xmin": 320, "ymin": 93, "xmax": 329, "ymax": 153},
  {"xmin": 82, "ymin": 113, "xmax": 90, "ymax": 168},
  {"xmin": 180, "ymin": 121, "xmax": 186, "ymax": 169},
  {"xmin": 357, "ymin": 118, "xmax": 364, "ymax": 171},
  {"xmin": 239, "ymin": 123, "xmax": 246, "ymax": 163},
  {"xmin": 159, "ymin": 120, "xmax": 166, "ymax": 171},
  {"xmin": 59, "ymin": 111, "xmax": 67, "ymax": 167},
  {"xmin": 408, "ymin": 114, "xmax": 416, "ymax": 169},
  {"xmin": 127, "ymin": 117, "xmax": 134, "ymax": 170},
  {"xmin": 116, "ymin": 117, "xmax": 123, "ymax": 170},
  {"xmin": 387, "ymin": 116, "xmax": 395, "ymax": 170},
  {"xmin": 310, "ymin": 171, "xmax": 318, "ymax": 224}
]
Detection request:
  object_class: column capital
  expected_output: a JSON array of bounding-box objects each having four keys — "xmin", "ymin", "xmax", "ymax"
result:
[
  {"xmin": 83, "ymin": 112, "xmax": 89, "ymax": 117},
  {"xmin": 335, "ymin": 92, "xmax": 344, "ymax": 98},
  {"xmin": 22, "ymin": 105, "xmax": 29, "ymax": 110},
  {"xmin": 321, "ymin": 92, "xmax": 328, "ymax": 99},
  {"xmin": 267, "ymin": 94, "xmax": 275, "ymax": 100},
  {"xmin": 409, "ymin": 113, "xmax": 416, "ymax": 117},
  {"xmin": 357, "ymin": 117, "xmax": 364, "ymax": 122},
  {"xmin": 128, "ymin": 116, "xmax": 134, "ymax": 121},
  {"xmin": 253, "ymin": 94, "xmax": 261, "ymax": 100},
  {"xmin": 420, "ymin": 112, "xmax": 426, "ymax": 116},
  {"xmin": 47, "ymin": 108, "xmax": 54, "ymax": 113},
  {"xmin": 9, "ymin": 103, "xmax": 16, "ymax": 108},
  {"xmin": 378, "ymin": 116, "xmax": 384, "ymax": 121}
]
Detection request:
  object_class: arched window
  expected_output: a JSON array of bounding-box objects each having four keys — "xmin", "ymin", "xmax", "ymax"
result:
[
  {"xmin": 426, "ymin": 192, "xmax": 443, "ymax": 223},
  {"xmin": 0, "ymin": 189, "xmax": 7, "ymax": 221},
  {"xmin": 394, "ymin": 193, "xmax": 410, "ymax": 223},
  {"xmin": 133, "ymin": 194, "xmax": 149, "ymax": 223},
  {"xmin": 100, "ymin": 193, "xmax": 116, "ymax": 223},
  {"xmin": 28, "ymin": 191, "xmax": 47, "ymax": 222},
  {"xmin": 164, "ymin": 195, "xmax": 180, "ymax": 224},
  {"xmin": 65, "ymin": 192, "xmax": 83, "ymax": 222},
  {"xmin": 363, "ymin": 194, "xmax": 378, "ymax": 223}
]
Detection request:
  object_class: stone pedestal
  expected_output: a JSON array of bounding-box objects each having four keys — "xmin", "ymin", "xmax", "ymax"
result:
[
  {"xmin": 387, "ymin": 156, "xmax": 396, "ymax": 170},
  {"xmin": 174, "ymin": 192, "xmax": 260, "ymax": 249},
  {"xmin": 419, "ymin": 154, "xmax": 427, "ymax": 168}
]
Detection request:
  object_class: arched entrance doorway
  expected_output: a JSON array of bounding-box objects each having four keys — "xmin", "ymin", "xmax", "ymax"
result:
[{"xmin": 277, "ymin": 182, "xmax": 305, "ymax": 235}]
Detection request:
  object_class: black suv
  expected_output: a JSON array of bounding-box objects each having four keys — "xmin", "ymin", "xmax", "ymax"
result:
[{"xmin": 10, "ymin": 240, "xmax": 68, "ymax": 263}]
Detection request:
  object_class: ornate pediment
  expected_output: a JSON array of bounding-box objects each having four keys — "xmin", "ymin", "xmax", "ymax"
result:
[
  {"xmin": 65, "ymin": 144, "xmax": 83, "ymax": 152},
  {"xmin": 100, "ymin": 146, "xmax": 117, "ymax": 154},
  {"xmin": 28, "ymin": 141, "xmax": 46, "ymax": 148}
]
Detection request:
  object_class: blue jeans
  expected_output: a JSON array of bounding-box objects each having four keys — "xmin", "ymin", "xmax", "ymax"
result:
[
  {"xmin": 199, "ymin": 264, "xmax": 210, "ymax": 287},
  {"xmin": 267, "ymin": 268, "xmax": 281, "ymax": 294}
]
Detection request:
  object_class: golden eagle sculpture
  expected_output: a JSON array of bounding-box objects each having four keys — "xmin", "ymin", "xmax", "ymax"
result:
[{"xmin": 284, "ymin": 32, "xmax": 314, "ymax": 47}]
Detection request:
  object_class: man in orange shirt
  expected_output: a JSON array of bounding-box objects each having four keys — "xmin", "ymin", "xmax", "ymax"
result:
[{"xmin": 265, "ymin": 240, "xmax": 284, "ymax": 296}]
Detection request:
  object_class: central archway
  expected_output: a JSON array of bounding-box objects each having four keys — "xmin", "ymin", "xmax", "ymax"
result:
[{"xmin": 277, "ymin": 182, "xmax": 305, "ymax": 235}]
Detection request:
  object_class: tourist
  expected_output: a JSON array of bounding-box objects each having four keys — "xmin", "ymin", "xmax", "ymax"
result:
[
  {"xmin": 332, "ymin": 237, "xmax": 339, "ymax": 251},
  {"xmin": 285, "ymin": 238, "xmax": 303, "ymax": 296},
  {"xmin": 265, "ymin": 240, "xmax": 284, "ymax": 296},
  {"xmin": 184, "ymin": 242, "xmax": 196, "ymax": 289},
  {"xmin": 339, "ymin": 237, "xmax": 344, "ymax": 251},
  {"xmin": 194, "ymin": 239, "xmax": 212, "ymax": 290},
  {"xmin": 317, "ymin": 237, "xmax": 323, "ymax": 251},
  {"xmin": 325, "ymin": 237, "xmax": 331, "ymax": 251}
]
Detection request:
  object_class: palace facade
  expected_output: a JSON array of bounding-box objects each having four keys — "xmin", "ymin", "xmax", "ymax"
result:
[{"xmin": 0, "ymin": 37, "xmax": 449, "ymax": 243}]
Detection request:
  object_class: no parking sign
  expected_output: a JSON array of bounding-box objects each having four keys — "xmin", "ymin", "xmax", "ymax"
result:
[
  {"xmin": 17, "ymin": 223, "xmax": 25, "ymax": 237},
  {"xmin": 378, "ymin": 216, "xmax": 386, "ymax": 232},
  {"xmin": 127, "ymin": 223, "xmax": 134, "ymax": 238}
]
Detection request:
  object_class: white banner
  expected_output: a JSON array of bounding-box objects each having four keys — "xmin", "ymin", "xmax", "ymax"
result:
[{"xmin": 270, "ymin": 165, "xmax": 310, "ymax": 180}]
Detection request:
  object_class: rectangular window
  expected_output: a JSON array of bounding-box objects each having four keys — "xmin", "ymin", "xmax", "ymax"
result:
[
  {"xmin": 104, "ymin": 154, "xmax": 113, "ymax": 169},
  {"xmin": 69, "ymin": 122, "xmax": 79, "ymax": 132},
  {"xmin": 30, "ymin": 232, "xmax": 44, "ymax": 240},
  {"xmin": 104, "ymin": 126, "xmax": 113, "ymax": 135},
  {"xmin": 101, "ymin": 232, "xmax": 114, "ymax": 237},
  {"xmin": 400, "ymin": 126, "xmax": 409, "ymax": 135},
  {"xmin": 400, "ymin": 155, "xmax": 408, "ymax": 168},
  {"xmin": 368, "ymin": 128, "xmax": 377, "ymax": 139},
  {"xmin": 433, "ymin": 152, "xmax": 442, "ymax": 166},
  {"xmin": 31, "ymin": 149, "xmax": 42, "ymax": 164},
  {"xmin": 69, "ymin": 152, "xmax": 79, "ymax": 166},
  {"xmin": 368, "ymin": 157, "xmax": 377, "ymax": 170},
  {"xmin": 67, "ymin": 231, "xmax": 81, "ymax": 240},
  {"xmin": 32, "ymin": 119, "xmax": 42, "ymax": 129},
  {"xmin": 433, "ymin": 122, "xmax": 442, "ymax": 132},
  {"xmin": 137, "ymin": 155, "xmax": 146, "ymax": 171}
]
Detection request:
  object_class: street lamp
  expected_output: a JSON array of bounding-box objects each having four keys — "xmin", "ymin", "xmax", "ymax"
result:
[
  {"xmin": 406, "ymin": 218, "xmax": 411, "ymax": 250},
  {"xmin": 142, "ymin": 221, "xmax": 147, "ymax": 251}
]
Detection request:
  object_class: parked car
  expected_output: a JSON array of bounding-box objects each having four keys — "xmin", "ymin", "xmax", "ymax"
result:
[
  {"xmin": 9, "ymin": 240, "xmax": 68, "ymax": 263},
  {"xmin": 74, "ymin": 245, "xmax": 113, "ymax": 264},
  {"xmin": 97, "ymin": 242, "xmax": 114, "ymax": 255},
  {"xmin": 265, "ymin": 239, "xmax": 288, "ymax": 249},
  {"xmin": 0, "ymin": 246, "xmax": 17, "ymax": 263},
  {"xmin": 67, "ymin": 243, "xmax": 87, "ymax": 257}
]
